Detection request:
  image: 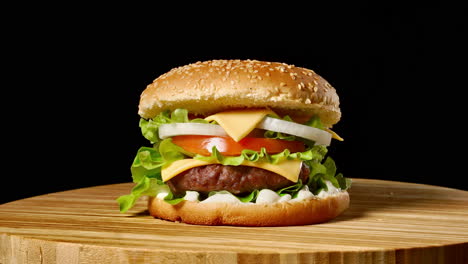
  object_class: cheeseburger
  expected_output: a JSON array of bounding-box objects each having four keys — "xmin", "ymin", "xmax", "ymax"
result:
[{"xmin": 117, "ymin": 59, "xmax": 351, "ymax": 226}]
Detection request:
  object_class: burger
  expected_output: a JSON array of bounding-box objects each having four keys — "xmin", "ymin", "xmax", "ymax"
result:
[{"xmin": 117, "ymin": 59, "xmax": 351, "ymax": 226}]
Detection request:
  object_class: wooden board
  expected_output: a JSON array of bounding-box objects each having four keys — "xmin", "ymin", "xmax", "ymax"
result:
[{"xmin": 0, "ymin": 179, "xmax": 467, "ymax": 264}]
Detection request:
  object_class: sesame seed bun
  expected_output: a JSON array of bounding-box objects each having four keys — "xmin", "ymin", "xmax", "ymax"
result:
[
  {"xmin": 148, "ymin": 191, "xmax": 350, "ymax": 226},
  {"xmin": 139, "ymin": 60, "xmax": 341, "ymax": 127}
]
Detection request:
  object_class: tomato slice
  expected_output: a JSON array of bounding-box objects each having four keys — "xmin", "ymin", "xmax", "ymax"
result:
[{"xmin": 171, "ymin": 135, "xmax": 305, "ymax": 156}]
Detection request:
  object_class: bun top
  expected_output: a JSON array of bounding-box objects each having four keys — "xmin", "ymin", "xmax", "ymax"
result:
[{"xmin": 139, "ymin": 60, "xmax": 341, "ymax": 127}]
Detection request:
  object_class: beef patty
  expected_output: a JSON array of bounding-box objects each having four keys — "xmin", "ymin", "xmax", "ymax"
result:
[{"xmin": 167, "ymin": 163, "xmax": 309, "ymax": 195}]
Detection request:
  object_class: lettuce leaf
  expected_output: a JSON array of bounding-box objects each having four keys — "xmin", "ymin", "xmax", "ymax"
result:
[
  {"xmin": 140, "ymin": 109, "xmax": 212, "ymax": 144},
  {"xmin": 276, "ymin": 180, "xmax": 304, "ymax": 197},
  {"xmin": 130, "ymin": 138, "xmax": 185, "ymax": 183},
  {"xmin": 305, "ymin": 157, "xmax": 351, "ymax": 195},
  {"xmin": 139, "ymin": 114, "xmax": 170, "ymax": 144},
  {"xmin": 193, "ymin": 145, "xmax": 328, "ymax": 165},
  {"xmin": 304, "ymin": 115, "xmax": 325, "ymax": 130},
  {"xmin": 117, "ymin": 175, "xmax": 185, "ymax": 212},
  {"xmin": 117, "ymin": 176, "xmax": 163, "ymax": 212},
  {"xmin": 237, "ymin": 189, "xmax": 259, "ymax": 203},
  {"xmin": 158, "ymin": 138, "xmax": 186, "ymax": 162},
  {"xmin": 264, "ymin": 130, "xmax": 296, "ymax": 141},
  {"xmin": 130, "ymin": 147, "xmax": 163, "ymax": 183},
  {"xmin": 117, "ymin": 138, "xmax": 189, "ymax": 212}
]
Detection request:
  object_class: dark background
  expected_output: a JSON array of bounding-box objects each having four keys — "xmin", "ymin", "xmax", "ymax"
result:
[{"xmin": 3, "ymin": 6, "xmax": 466, "ymax": 204}]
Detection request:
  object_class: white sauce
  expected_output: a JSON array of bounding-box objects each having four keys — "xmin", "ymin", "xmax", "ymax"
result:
[
  {"xmin": 156, "ymin": 191, "xmax": 169, "ymax": 200},
  {"xmin": 316, "ymin": 181, "xmax": 341, "ymax": 198},
  {"xmin": 155, "ymin": 181, "xmax": 343, "ymax": 204},
  {"xmin": 154, "ymin": 184, "xmax": 171, "ymax": 200},
  {"xmin": 291, "ymin": 185, "xmax": 315, "ymax": 202},
  {"xmin": 256, "ymin": 189, "xmax": 280, "ymax": 204},
  {"xmin": 278, "ymin": 194, "xmax": 292, "ymax": 202},
  {"xmin": 200, "ymin": 192, "xmax": 241, "ymax": 204},
  {"xmin": 183, "ymin": 191, "xmax": 199, "ymax": 202}
]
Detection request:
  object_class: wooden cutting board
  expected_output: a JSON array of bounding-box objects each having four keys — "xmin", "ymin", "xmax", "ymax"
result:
[{"xmin": 0, "ymin": 178, "xmax": 467, "ymax": 264}]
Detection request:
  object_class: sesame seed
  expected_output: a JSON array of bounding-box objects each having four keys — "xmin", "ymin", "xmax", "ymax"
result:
[
  {"xmin": 265, "ymin": 72, "xmax": 271, "ymax": 76},
  {"xmin": 290, "ymin": 72, "xmax": 298, "ymax": 80},
  {"xmin": 305, "ymin": 98, "xmax": 311, "ymax": 104},
  {"xmin": 280, "ymin": 82, "xmax": 287, "ymax": 87},
  {"xmin": 313, "ymin": 86, "xmax": 318, "ymax": 92}
]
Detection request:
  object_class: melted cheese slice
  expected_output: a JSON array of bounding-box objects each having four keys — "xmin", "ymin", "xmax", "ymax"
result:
[
  {"xmin": 162, "ymin": 159, "xmax": 302, "ymax": 183},
  {"xmin": 205, "ymin": 109, "xmax": 275, "ymax": 142},
  {"xmin": 326, "ymin": 128, "xmax": 344, "ymax": 141}
]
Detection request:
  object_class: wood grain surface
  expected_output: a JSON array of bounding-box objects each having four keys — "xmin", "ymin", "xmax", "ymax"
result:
[{"xmin": 0, "ymin": 178, "xmax": 467, "ymax": 264}]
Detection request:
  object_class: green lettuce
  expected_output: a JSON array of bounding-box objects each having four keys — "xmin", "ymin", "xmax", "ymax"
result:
[
  {"xmin": 139, "ymin": 108, "xmax": 211, "ymax": 144},
  {"xmin": 117, "ymin": 177, "xmax": 161, "ymax": 212},
  {"xmin": 129, "ymin": 138, "xmax": 186, "ymax": 183},
  {"xmin": 117, "ymin": 176, "xmax": 186, "ymax": 212},
  {"xmin": 117, "ymin": 138, "xmax": 188, "ymax": 212},
  {"xmin": 193, "ymin": 145, "xmax": 328, "ymax": 166},
  {"xmin": 276, "ymin": 180, "xmax": 304, "ymax": 197},
  {"xmin": 304, "ymin": 115, "xmax": 325, "ymax": 130}
]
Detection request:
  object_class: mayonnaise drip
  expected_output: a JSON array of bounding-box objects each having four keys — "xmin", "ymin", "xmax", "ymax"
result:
[{"xmin": 155, "ymin": 181, "xmax": 343, "ymax": 204}]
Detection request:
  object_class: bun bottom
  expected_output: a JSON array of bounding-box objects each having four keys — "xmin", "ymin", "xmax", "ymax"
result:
[{"xmin": 148, "ymin": 191, "xmax": 350, "ymax": 226}]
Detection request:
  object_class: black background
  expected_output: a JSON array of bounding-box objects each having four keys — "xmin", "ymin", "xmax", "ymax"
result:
[{"xmin": 3, "ymin": 6, "xmax": 467, "ymax": 204}]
